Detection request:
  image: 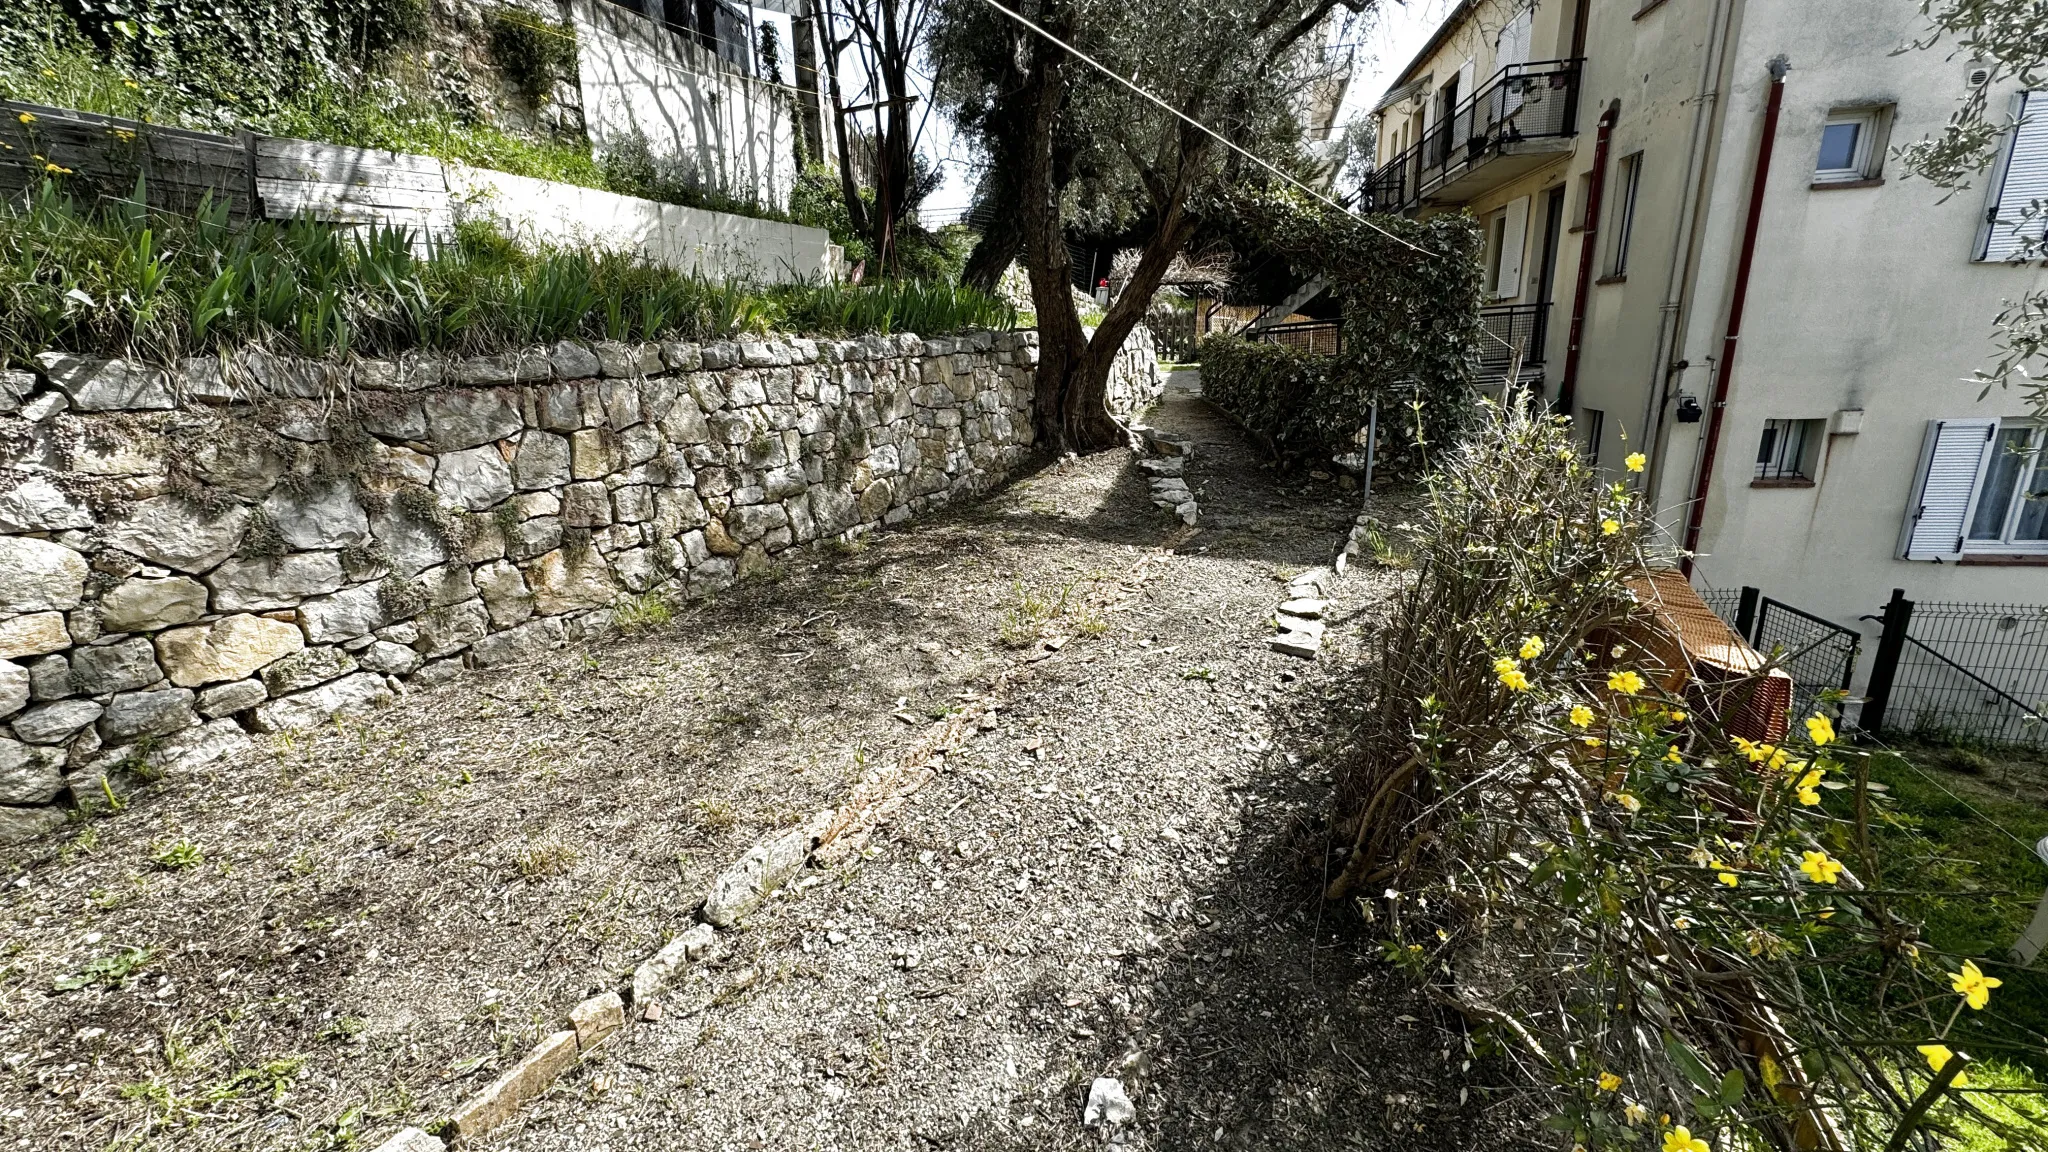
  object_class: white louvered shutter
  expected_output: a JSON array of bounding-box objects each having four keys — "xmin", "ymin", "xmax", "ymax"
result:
[
  {"xmin": 1496, "ymin": 196, "xmax": 1530, "ymax": 299},
  {"xmin": 1498, "ymin": 7, "xmax": 1533, "ymax": 71},
  {"xmin": 1978, "ymin": 91, "xmax": 2048, "ymax": 261},
  {"xmin": 1900, "ymin": 419, "xmax": 1996, "ymax": 560}
]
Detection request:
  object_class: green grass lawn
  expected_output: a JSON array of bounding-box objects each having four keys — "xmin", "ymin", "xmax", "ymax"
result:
[{"xmin": 1856, "ymin": 742, "xmax": 2048, "ymax": 1148}]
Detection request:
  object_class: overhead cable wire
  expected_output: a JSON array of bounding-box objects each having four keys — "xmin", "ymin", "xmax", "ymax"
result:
[{"xmin": 968, "ymin": 0, "xmax": 1434, "ymax": 257}]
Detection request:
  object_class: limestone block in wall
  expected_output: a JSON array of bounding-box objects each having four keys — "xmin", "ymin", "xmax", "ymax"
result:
[
  {"xmin": 506, "ymin": 516, "xmax": 562, "ymax": 562},
  {"xmin": 34, "ymin": 354, "xmax": 174, "ymax": 411},
  {"xmin": 550, "ymin": 341, "xmax": 600, "ymax": 380},
  {"xmin": 598, "ymin": 379, "xmax": 642, "ymax": 428},
  {"xmin": 473, "ymin": 560, "xmax": 534, "ymax": 628},
  {"xmin": 638, "ymin": 378, "xmax": 680, "ymax": 423},
  {"xmin": 660, "ymin": 342, "xmax": 702, "ymax": 372},
  {"xmin": 99, "ymin": 576, "xmax": 207, "ymax": 633},
  {"xmin": 12, "ymin": 699, "xmax": 100, "ymax": 745},
  {"xmin": 358, "ymin": 640, "xmax": 421, "ymax": 676},
  {"xmin": 513, "ymin": 431, "xmax": 571, "ymax": 490},
  {"xmin": 445, "ymin": 351, "xmax": 550, "ymax": 388},
  {"xmin": 0, "ymin": 369, "xmax": 33, "ymax": 412},
  {"xmin": 156, "ymin": 615, "xmax": 305, "ymax": 688},
  {"xmin": 207, "ymin": 552, "xmax": 347, "ymax": 612},
  {"xmin": 689, "ymin": 557, "xmax": 735, "ymax": 596},
  {"xmin": 570, "ymin": 429, "xmax": 620, "ymax": 479},
  {"xmin": 261, "ymin": 482, "xmax": 369, "ymax": 550},
  {"xmin": 104, "ymin": 497, "xmax": 250, "ymax": 574},
  {"xmin": 613, "ymin": 548, "xmax": 656, "ymax": 593},
  {"xmin": 198, "ymin": 679, "xmax": 267, "ymax": 718},
  {"xmin": 652, "ymin": 488, "xmax": 707, "ymax": 537},
  {"xmin": 250, "ymin": 672, "xmax": 392, "ymax": 733},
  {"xmin": 258, "ymin": 645, "xmax": 356, "ymax": 695},
  {"xmin": 71, "ymin": 638, "xmax": 161, "ymax": 695},
  {"xmin": 0, "ymin": 476, "xmax": 93, "ymax": 533},
  {"xmin": 527, "ymin": 549, "xmax": 616, "ymax": 615},
  {"xmin": 426, "ymin": 389, "xmax": 524, "ymax": 450},
  {"xmin": 298, "ymin": 582, "xmax": 394, "ymax": 644},
  {"xmin": 420, "ymin": 564, "xmax": 476, "ymax": 608},
  {"xmin": 0, "ymin": 537, "xmax": 88, "ymax": 615},
  {"xmin": 353, "ymin": 356, "xmax": 443, "ymax": 393},
  {"xmin": 414, "ymin": 600, "xmax": 489, "ymax": 658},
  {"xmin": 469, "ymin": 616, "xmax": 565, "ymax": 669},
  {"xmin": 369, "ymin": 509, "xmax": 449, "ymax": 576},
  {"xmin": 0, "ymin": 739, "xmax": 65, "ymax": 804},
  {"xmin": 620, "ymin": 423, "xmax": 661, "ymax": 466},
  {"xmin": 688, "ymin": 375, "xmax": 727, "ymax": 413},
  {"xmin": 0, "ymin": 661, "xmax": 25, "ymax": 720},
  {"xmin": 611, "ymin": 485, "xmax": 653, "ymax": 524},
  {"xmin": 99, "ymin": 687, "xmax": 197, "ymax": 744},
  {"xmin": 434, "ymin": 446, "xmax": 515, "ymax": 511},
  {"xmin": 561, "ymin": 482, "xmax": 612, "ymax": 528},
  {"xmin": 726, "ymin": 502, "xmax": 787, "ymax": 544},
  {"xmin": 534, "ymin": 382, "xmax": 583, "ymax": 432}
]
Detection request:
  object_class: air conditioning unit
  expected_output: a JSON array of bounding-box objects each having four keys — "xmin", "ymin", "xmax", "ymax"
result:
[{"xmin": 1967, "ymin": 62, "xmax": 1993, "ymax": 89}]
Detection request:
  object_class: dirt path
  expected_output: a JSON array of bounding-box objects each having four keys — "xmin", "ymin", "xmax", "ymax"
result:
[{"xmin": 0, "ymin": 372, "xmax": 1502, "ymax": 1151}]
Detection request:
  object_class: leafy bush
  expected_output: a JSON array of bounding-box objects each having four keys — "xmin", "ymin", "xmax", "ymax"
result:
[
  {"xmin": 1197, "ymin": 336, "xmax": 1344, "ymax": 458},
  {"xmin": 485, "ymin": 6, "xmax": 579, "ymax": 106},
  {"xmin": 1331, "ymin": 400, "xmax": 2036, "ymax": 1150},
  {"xmin": 0, "ymin": 182, "xmax": 1011, "ymax": 363}
]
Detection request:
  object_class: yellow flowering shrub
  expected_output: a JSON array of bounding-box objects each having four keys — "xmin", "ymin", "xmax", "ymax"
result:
[{"xmin": 1328, "ymin": 400, "xmax": 2010, "ymax": 1152}]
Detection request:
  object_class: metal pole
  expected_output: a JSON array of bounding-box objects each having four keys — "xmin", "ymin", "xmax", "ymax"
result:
[
  {"xmin": 1859, "ymin": 588, "xmax": 1914, "ymax": 736},
  {"xmin": 1362, "ymin": 401, "xmax": 1378, "ymax": 497}
]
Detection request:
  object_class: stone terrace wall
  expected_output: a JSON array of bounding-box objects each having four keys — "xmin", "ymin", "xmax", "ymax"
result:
[{"xmin": 0, "ymin": 328, "xmax": 1163, "ymax": 842}]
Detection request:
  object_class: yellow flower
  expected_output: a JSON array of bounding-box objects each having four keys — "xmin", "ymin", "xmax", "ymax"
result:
[
  {"xmin": 1766, "ymin": 746, "xmax": 1790, "ymax": 771},
  {"xmin": 1665, "ymin": 744, "xmax": 1683, "ymax": 763},
  {"xmin": 1519, "ymin": 635, "xmax": 1545, "ymax": 660},
  {"xmin": 16, "ymin": 112, "xmax": 35, "ymax": 124},
  {"xmin": 1582, "ymin": 735, "xmax": 1605, "ymax": 747},
  {"xmin": 1917, "ymin": 1044, "xmax": 1970, "ymax": 1087},
  {"xmin": 1607, "ymin": 670, "xmax": 1645, "ymax": 695},
  {"xmin": 124, "ymin": 79, "xmax": 141, "ymax": 89},
  {"xmin": 1623, "ymin": 1101, "xmax": 1648, "ymax": 1125},
  {"xmin": 1717, "ymin": 871, "xmax": 1739, "ymax": 888},
  {"xmin": 1666, "ymin": 710, "xmax": 1687, "ymax": 723},
  {"xmin": 1625, "ymin": 452, "xmax": 1647, "ymax": 473},
  {"xmin": 1495, "ymin": 657, "xmax": 1531, "ymax": 691},
  {"xmin": 1672, "ymin": 916, "xmax": 1693, "ymax": 930},
  {"xmin": 1615, "ymin": 792, "xmax": 1641, "ymax": 814},
  {"xmin": 42, "ymin": 162, "xmax": 70, "ymax": 174},
  {"xmin": 1951, "ymin": 960, "xmax": 2002, "ymax": 1010},
  {"xmin": 1602, "ymin": 518, "xmax": 1621, "ymax": 535},
  {"xmin": 1799, "ymin": 850, "xmax": 1844, "ymax": 884},
  {"xmin": 1805, "ymin": 713, "xmax": 1836, "ymax": 746},
  {"xmin": 1664, "ymin": 1126, "xmax": 1710, "ymax": 1152},
  {"xmin": 1597, "ymin": 1071, "xmax": 1622, "ymax": 1092},
  {"xmin": 1796, "ymin": 767, "xmax": 1825, "ymax": 806},
  {"xmin": 1569, "ymin": 704, "xmax": 1595, "ymax": 728}
]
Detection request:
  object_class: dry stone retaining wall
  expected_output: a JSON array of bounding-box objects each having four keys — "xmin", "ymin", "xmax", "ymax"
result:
[{"xmin": 0, "ymin": 328, "xmax": 1163, "ymax": 842}]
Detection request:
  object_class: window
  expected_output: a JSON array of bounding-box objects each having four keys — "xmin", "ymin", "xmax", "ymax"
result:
[
  {"xmin": 1977, "ymin": 90, "xmax": 2048, "ymax": 261},
  {"xmin": 1754, "ymin": 419, "xmax": 1823, "ymax": 482},
  {"xmin": 1483, "ymin": 197, "xmax": 1529, "ymax": 298},
  {"xmin": 1814, "ymin": 106, "xmax": 1887, "ymax": 183},
  {"xmin": 1579, "ymin": 408, "xmax": 1605, "ymax": 466},
  {"xmin": 1571, "ymin": 172, "xmax": 1594, "ymax": 231},
  {"xmin": 1606, "ymin": 152, "xmax": 1643, "ymax": 278},
  {"xmin": 1900, "ymin": 418, "xmax": 2048, "ymax": 559}
]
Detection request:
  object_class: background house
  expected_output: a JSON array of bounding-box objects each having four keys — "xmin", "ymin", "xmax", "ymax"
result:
[{"xmin": 1365, "ymin": 0, "xmax": 2048, "ymax": 736}]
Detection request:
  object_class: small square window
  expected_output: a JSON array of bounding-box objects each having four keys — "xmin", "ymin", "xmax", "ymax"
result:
[
  {"xmin": 1814, "ymin": 106, "xmax": 1889, "ymax": 182},
  {"xmin": 1755, "ymin": 418, "xmax": 1824, "ymax": 481}
]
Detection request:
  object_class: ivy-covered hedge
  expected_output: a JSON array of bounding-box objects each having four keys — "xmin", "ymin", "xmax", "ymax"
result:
[{"xmin": 1197, "ymin": 188, "xmax": 1483, "ymax": 474}]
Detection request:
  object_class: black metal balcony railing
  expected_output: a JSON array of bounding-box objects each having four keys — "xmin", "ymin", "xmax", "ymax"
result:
[
  {"xmin": 1254, "ymin": 320, "xmax": 1343, "ymax": 356},
  {"xmin": 1361, "ymin": 59, "xmax": 1583, "ymax": 213},
  {"xmin": 1477, "ymin": 303, "xmax": 1549, "ymax": 376}
]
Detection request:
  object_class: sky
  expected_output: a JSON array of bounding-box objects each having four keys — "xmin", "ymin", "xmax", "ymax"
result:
[{"xmin": 908, "ymin": 0, "xmax": 1462, "ymax": 220}]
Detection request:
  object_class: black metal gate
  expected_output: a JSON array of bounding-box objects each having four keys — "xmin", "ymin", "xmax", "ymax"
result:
[{"xmin": 1701, "ymin": 587, "xmax": 1862, "ymax": 719}]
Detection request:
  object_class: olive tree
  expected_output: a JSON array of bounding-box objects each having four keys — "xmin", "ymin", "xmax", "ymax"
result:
[
  {"xmin": 931, "ymin": 0, "xmax": 1371, "ymax": 451},
  {"xmin": 1900, "ymin": 0, "xmax": 2048, "ymax": 415}
]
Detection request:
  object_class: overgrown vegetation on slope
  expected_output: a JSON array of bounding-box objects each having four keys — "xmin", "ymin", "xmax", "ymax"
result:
[
  {"xmin": 0, "ymin": 182, "xmax": 1014, "ymax": 364},
  {"xmin": 1333, "ymin": 400, "xmax": 2043, "ymax": 1150}
]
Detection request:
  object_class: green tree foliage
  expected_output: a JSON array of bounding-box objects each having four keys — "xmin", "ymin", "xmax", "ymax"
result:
[{"xmin": 1900, "ymin": 1, "xmax": 2048, "ymax": 417}]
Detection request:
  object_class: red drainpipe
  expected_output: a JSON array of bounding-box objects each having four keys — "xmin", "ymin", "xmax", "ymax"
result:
[
  {"xmin": 1556, "ymin": 100, "xmax": 1619, "ymax": 415},
  {"xmin": 1681, "ymin": 58, "xmax": 1788, "ymax": 575}
]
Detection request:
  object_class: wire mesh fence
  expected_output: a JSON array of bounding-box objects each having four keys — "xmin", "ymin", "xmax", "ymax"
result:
[
  {"xmin": 1886, "ymin": 601, "xmax": 2048, "ymax": 749},
  {"xmin": 1697, "ymin": 587, "xmax": 1860, "ymax": 721}
]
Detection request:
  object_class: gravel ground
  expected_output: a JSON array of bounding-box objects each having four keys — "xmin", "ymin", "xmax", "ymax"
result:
[{"xmin": 0, "ymin": 371, "xmax": 1514, "ymax": 1151}]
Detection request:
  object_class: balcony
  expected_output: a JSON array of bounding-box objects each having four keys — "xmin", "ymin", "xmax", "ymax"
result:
[
  {"xmin": 1362, "ymin": 59, "xmax": 1582, "ymax": 214},
  {"xmin": 1477, "ymin": 303, "xmax": 1549, "ymax": 386}
]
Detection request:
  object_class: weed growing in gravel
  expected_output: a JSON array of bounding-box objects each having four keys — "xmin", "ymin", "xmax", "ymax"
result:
[
  {"xmin": 54, "ymin": 944, "xmax": 150, "ymax": 990},
  {"xmin": 692, "ymin": 798, "xmax": 737, "ymax": 834},
  {"xmin": 998, "ymin": 579, "xmax": 1106, "ymax": 647},
  {"xmin": 513, "ymin": 839, "xmax": 580, "ymax": 878},
  {"xmin": 151, "ymin": 838, "xmax": 202, "ymax": 871}
]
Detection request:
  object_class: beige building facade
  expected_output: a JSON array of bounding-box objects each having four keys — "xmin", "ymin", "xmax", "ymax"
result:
[{"xmin": 1367, "ymin": 0, "xmax": 2048, "ymax": 708}]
